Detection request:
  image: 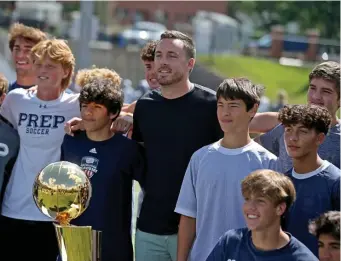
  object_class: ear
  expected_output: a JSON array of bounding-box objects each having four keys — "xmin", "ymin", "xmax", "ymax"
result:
[
  {"xmin": 248, "ymin": 103, "xmax": 258, "ymax": 118},
  {"xmin": 316, "ymin": 132, "xmax": 326, "ymax": 146},
  {"xmin": 109, "ymin": 112, "xmax": 119, "ymax": 120},
  {"xmin": 63, "ymin": 68, "xmax": 71, "ymax": 80},
  {"xmin": 188, "ymin": 58, "xmax": 195, "ymax": 72},
  {"xmin": 276, "ymin": 202, "xmax": 287, "ymax": 216}
]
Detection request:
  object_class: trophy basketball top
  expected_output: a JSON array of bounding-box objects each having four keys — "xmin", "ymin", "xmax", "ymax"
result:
[{"xmin": 33, "ymin": 161, "xmax": 92, "ymax": 225}]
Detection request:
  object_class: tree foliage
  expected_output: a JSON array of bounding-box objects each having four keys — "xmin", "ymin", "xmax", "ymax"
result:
[{"xmin": 228, "ymin": 1, "xmax": 340, "ymax": 39}]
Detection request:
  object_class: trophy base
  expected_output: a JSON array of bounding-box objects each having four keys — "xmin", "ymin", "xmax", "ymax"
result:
[{"xmin": 54, "ymin": 223, "xmax": 102, "ymax": 261}]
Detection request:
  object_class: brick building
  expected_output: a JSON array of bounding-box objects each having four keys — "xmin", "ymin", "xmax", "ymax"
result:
[{"xmin": 109, "ymin": 1, "xmax": 228, "ymax": 29}]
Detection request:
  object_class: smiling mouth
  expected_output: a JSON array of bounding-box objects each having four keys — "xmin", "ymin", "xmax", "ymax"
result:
[
  {"xmin": 38, "ymin": 76, "xmax": 49, "ymax": 80},
  {"xmin": 16, "ymin": 61, "xmax": 29, "ymax": 65}
]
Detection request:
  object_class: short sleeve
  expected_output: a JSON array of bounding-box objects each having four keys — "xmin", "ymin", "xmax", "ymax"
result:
[
  {"xmin": 205, "ymin": 232, "xmax": 229, "ymax": 261},
  {"xmin": 0, "ymin": 92, "xmax": 17, "ymax": 129},
  {"xmin": 132, "ymin": 101, "xmax": 143, "ymax": 142},
  {"xmin": 259, "ymin": 124, "xmax": 284, "ymax": 156},
  {"xmin": 174, "ymin": 150, "xmax": 201, "ymax": 218},
  {"xmin": 332, "ymin": 177, "xmax": 340, "ymax": 210}
]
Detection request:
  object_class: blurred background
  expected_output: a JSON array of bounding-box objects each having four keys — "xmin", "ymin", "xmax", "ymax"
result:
[{"xmin": 0, "ymin": 0, "xmax": 340, "ymax": 108}]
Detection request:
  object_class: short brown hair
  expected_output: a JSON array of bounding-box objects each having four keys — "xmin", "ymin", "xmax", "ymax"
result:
[
  {"xmin": 8, "ymin": 23, "xmax": 47, "ymax": 51},
  {"xmin": 309, "ymin": 211, "xmax": 340, "ymax": 240},
  {"xmin": 0, "ymin": 73, "xmax": 8, "ymax": 96},
  {"xmin": 217, "ymin": 78, "xmax": 264, "ymax": 111},
  {"xmin": 140, "ymin": 40, "xmax": 158, "ymax": 62},
  {"xmin": 309, "ymin": 61, "xmax": 340, "ymax": 99},
  {"xmin": 160, "ymin": 30, "xmax": 196, "ymax": 59},
  {"xmin": 75, "ymin": 67, "xmax": 121, "ymax": 89},
  {"xmin": 31, "ymin": 39, "xmax": 75, "ymax": 91},
  {"xmin": 278, "ymin": 104, "xmax": 332, "ymax": 135},
  {"xmin": 241, "ymin": 169, "xmax": 296, "ymax": 212}
]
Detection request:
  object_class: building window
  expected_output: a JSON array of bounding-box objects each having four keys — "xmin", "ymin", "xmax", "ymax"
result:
[
  {"xmin": 134, "ymin": 9, "xmax": 148, "ymax": 22},
  {"xmin": 154, "ymin": 9, "xmax": 168, "ymax": 24},
  {"xmin": 114, "ymin": 7, "xmax": 128, "ymax": 21}
]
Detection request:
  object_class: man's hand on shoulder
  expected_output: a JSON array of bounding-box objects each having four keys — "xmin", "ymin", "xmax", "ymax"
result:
[
  {"xmin": 111, "ymin": 111, "xmax": 133, "ymax": 134},
  {"xmin": 64, "ymin": 117, "xmax": 84, "ymax": 136}
]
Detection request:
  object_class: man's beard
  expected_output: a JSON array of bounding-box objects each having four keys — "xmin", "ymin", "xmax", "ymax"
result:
[{"xmin": 158, "ymin": 71, "xmax": 183, "ymax": 86}]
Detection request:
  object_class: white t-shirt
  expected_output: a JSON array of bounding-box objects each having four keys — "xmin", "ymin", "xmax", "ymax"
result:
[
  {"xmin": 175, "ymin": 140, "xmax": 277, "ymax": 261},
  {"xmin": 0, "ymin": 88, "xmax": 80, "ymax": 221}
]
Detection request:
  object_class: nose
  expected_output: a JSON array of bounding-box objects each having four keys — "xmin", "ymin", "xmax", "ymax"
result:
[
  {"xmin": 311, "ymin": 89, "xmax": 323, "ymax": 103},
  {"xmin": 244, "ymin": 200, "xmax": 257, "ymax": 210},
  {"xmin": 319, "ymin": 249, "xmax": 332, "ymax": 261}
]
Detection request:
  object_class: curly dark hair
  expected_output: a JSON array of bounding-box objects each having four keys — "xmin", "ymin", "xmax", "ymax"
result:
[
  {"xmin": 140, "ymin": 40, "xmax": 158, "ymax": 62},
  {"xmin": 309, "ymin": 211, "xmax": 340, "ymax": 240},
  {"xmin": 309, "ymin": 61, "xmax": 340, "ymax": 99},
  {"xmin": 278, "ymin": 104, "xmax": 331, "ymax": 135},
  {"xmin": 79, "ymin": 78, "xmax": 124, "ymax": 120},
  {"xmin": 216, "ymin": 78, "xmax": 264, "ymax": 111}
]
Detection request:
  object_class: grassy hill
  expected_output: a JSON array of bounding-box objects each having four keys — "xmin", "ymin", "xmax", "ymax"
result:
[{"xmin": 198, "ymin": 55, "xmax": 313, "ymax": 104}]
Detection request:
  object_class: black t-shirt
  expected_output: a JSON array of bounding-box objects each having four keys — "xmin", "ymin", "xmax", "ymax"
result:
[
  {"xmin": 61, "ymin": 132, "xmax": 146, "ymax": 261},
  {"xmin": 132, "ymin": 84, "xmax": 223, "ymax": 235}
]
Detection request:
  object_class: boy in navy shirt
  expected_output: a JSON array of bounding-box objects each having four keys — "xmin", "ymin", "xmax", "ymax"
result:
[
  {"xmin": 279, "ymin": 104, "xmax": 340, "ymax": 257},
  {"xmin": 206, "ymin": 169, "xmax": 318, "ymax": 261},
  {"xmin": 309, "ymin": 211, "xmax": 340, "ymax": 261},
  {"xmin": 61, "ymin": 76, "xmax": 146, "ymax": 261}
]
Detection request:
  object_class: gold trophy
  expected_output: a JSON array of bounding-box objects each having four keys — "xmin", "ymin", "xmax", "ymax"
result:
[{"xmin": 32, "ymin": 161, "xmax": 102, "ymax": 261}]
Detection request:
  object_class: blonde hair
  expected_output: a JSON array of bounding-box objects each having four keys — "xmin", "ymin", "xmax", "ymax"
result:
[
  {"xmin": 0, "ymin": 73, "xmax": 8, "ymax": 95},
  {"xmin": 8, "ymin": 23, "xmax": 47, "ymax": 51},
  {"xmin": 75, "ymin": 67, "xmax": 121, "ymax": 89},
  {"xmin": 31, "ymin": 39, "xmax": 75, "ymax": 90},
  {"xmin": 241, "ymin": 169, "xmax": 296, "ymax": 209}
]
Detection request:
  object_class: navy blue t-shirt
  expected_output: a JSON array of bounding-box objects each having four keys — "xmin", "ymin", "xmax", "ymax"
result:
[
  {"xmin": 8, "ymin": 81, "xmax": 74, "ymax": 93},
  {"xmin": 206, "ymin": 228, "xmax": 318, "ymax": 261},
  {"xmin": 61, "ymin": 131, "xmax": 146, "ymax": 261},
  {"xmin": 284, "ymin": 161, "xmax": 340, "ymax": 257},
  {"xmin": 8, "ymin": 81, "xmax": 33, "ymax": 92}
]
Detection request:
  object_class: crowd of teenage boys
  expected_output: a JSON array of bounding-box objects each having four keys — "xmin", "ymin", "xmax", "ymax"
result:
[{"xmin": 0, "ymin": 22, "xmax": 339, "ymax": 261}]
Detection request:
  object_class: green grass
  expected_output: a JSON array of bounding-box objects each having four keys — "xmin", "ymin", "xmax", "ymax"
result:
[{"xmin": 198, "ymin": 55, "xmax": 313, "ymax": 104}]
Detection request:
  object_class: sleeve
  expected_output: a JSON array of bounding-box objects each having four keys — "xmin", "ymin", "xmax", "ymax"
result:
[
  {"xmin": 205, "ymin": 233, "xmax": 229, "ymax": 261},
  {"xmin": 60, "ymin": 135, "xmax": 69, "ymax": 161},
  {"xmin": 331, "ymin": 177, "xmax": 340, "ymax": 210},
  {"xmin": 259, "ymin": 124, "xmax": 284, "ymax": 156},
  {"xmin": 174, "ymin": 150, "xmax": 201, "ymax": 218},
  {"xmin": 131, "ymin": 101, "xmax": 143, "ymax": 142},
  {"xmin": 0, "ymin": 92, "xmax": 17, "ymax": 129},
  {"xmin": 131, "ymin": 143, "xmax": 147, "ymax": 189}
]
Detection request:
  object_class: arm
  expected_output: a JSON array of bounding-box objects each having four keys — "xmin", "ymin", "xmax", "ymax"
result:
[
  {"xmin": 175, "ymin": 152, "xmax": 200, "ymax": 261},
  {"xmin": 111, "ymin": 111, "xmax": 133, "ymax": 134},
  {"xmin": 177, "ymin": 215, "xmax": 196, "ymax": 261},
  {"xmin": 132, "ymin": 101, "xmax": 144, "ymax": 146},
  {"xmin": 249, "ymin": 112, "xmax": 279, "ymax": 134},
  {"xmin": 131, "ymin": 143, "xmax": 147, "ymax": 189},
  {"xmin": 122, "ymin": 101, "xmax": 137, "ymax": 114}
]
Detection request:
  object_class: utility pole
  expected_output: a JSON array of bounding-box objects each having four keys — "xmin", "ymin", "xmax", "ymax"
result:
[{"xmin": 77, "ymin": 0, "xmax": 93, "ymax": 70}]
